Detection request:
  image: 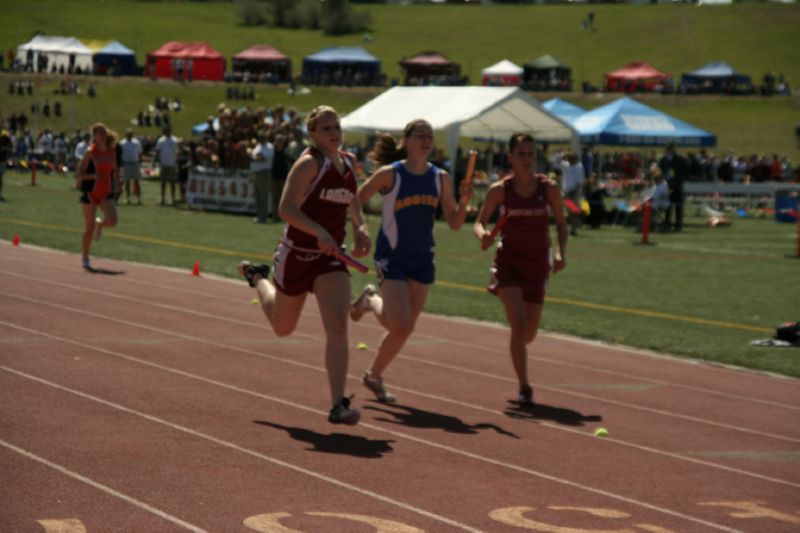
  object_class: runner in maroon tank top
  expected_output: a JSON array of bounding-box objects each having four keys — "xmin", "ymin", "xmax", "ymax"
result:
[
  {"xmin": 474, "ymin": 133, "xmax": 568, "ymax": 407},
  {"xmin": 237, "ymin": 106, "xmax": 371, "ymax": 426}
]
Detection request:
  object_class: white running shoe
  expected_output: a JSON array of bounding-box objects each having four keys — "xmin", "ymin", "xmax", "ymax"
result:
[{"xmin": 350, "ymin": 284, "xmax": 377, "ymax": 321}]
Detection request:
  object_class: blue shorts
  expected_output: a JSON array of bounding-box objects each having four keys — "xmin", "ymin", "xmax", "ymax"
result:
[{"xmin": 375, "ymin": 252, "xmax": 435, "ymax": 285}]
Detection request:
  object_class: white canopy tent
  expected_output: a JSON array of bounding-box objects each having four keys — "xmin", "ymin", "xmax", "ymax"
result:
[
  {"xmin": 341, "ymin": 86, "xmax": 578, "ymax": 169},
  {"xmin": 16, "ymin": 35, "xmax": 93, "ymax": 72},
  {"xmin": 481, "ymin": 59, "xmax": 523, "ymax": 86}
]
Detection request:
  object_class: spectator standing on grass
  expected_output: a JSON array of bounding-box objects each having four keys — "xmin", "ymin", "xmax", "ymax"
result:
[
  {"xmin": 237, "ymin": 105, "xmax": 370, "ymax": 426},
  {"xmin": 155, "ymin": 126, "xmax": 179, "ymax": 206},
  {"xmin": 650, "ymin": 167, "xmax": 671, "ymax": 231},
  {"xmin": 119, "ymin": 129, "xmax": 143, "ymax": 205},
  {"xmin": 271, "ymin": 133, "xmax": 290, "ymax": 222},
  {"xmin": 349, "ymin": 118, "xmax": 473, "ymax": 404},
  {"xmin": 560, "ymin": 151, "xmax": 585, "ymax": 236},
  {"xmin": 473, "ymin": 133, "xmax": 567, "ymax": 406},
  {"xmin": 177, "ymin": 141, "xmax": 191, "ymax": 204},
  {"xmin": 74, "ymin": 132, "xmax": 90, "ymax": 163},
  {"xmin": 659, "ymin": 143, "xmax": 688, "ymax": 232},
  {"xmin": 250, "ymin": 133, "xmax": 274, "ymax": 223},
  {"xmin": 0, "ymin": 129, "xmax": 13, "ymax": 201}
]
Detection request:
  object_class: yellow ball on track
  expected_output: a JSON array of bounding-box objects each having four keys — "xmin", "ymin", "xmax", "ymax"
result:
[
  {"xmin": 594, "ymin": 428, "xmax": 609, "ymax": 438},
  {"xmin": 357, "ymin": 342, "xmax": 368, "ymax": 350}
]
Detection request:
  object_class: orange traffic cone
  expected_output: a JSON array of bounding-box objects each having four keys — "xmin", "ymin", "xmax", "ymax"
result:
[
  {"xmin": 12, "ymin": 234, "xmax": 20, "ymax": 246},
  {"xmin": 191, "ymin": 261, "xmax": 201, "ymax": 276}
]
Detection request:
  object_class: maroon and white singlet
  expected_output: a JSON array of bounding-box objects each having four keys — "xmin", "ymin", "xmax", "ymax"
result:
[
  {"xmin": 273, "ymin": 148, "xmax": 357, "ymax": 295},
  {"xmin": 488, "ymin": 174, "xmax": 552, "ymax": 304}
]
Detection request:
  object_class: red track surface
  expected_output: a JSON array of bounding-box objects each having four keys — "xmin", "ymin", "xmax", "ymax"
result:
[{"xmin": 2, "ymin": 242, "xmax": 799, "ymax": 532}]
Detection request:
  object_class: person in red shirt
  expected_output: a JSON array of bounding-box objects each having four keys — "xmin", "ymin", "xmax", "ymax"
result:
[
  {"xmin": 238, "ymin": 105, "xmax": 370, "ymax": 426},
  {"xmin": 473, "ymin": 133, "xmax": 568, "ymax": 407},
  {"xmin": 75, "ymin": 123, "xmax": 120, "ymax": 271}
]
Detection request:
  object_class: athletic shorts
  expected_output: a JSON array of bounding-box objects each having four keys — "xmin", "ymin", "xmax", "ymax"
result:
[
  {"xmin": 487, "ymin": 251, "xmax": 551, "ymax": 304},
  {"xmin": 122, "ymin": 162, "xmax": 141, "ymax": 181},
  {"xmin": 79, "ymin": 178, "xmax": 115, "ymax": 205},
  {"xmin": 375, "ymin": 252, "xmax": 435, "ymax": 285},
  {"xmin": 159, "ymin": 165, "xmax": 177, "ymax": 183},
  {"xmin": 80, "ymin": 191, "xmax": 114, "ymax": 205},
  {"xmin": 272, "ymin": 242, "xmax": 349, "ymax": 296}
]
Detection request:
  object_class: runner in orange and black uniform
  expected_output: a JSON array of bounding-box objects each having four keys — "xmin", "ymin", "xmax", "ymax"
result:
[
  {"xmin": 474, "ymin": 133, "xmax": 568, "ymax": 407},
  {"xmin": 76, "ymin": 123, "xmax": 120, "ymax": 271},
  {"xmin": 238, "ymin": 105, "xmax": 370, "ymax": 426}
]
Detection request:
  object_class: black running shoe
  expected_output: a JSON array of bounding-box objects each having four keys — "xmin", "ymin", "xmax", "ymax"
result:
[
  {"xmin": 328, "ymin": 396, "xmax": 360, "ymax": 425},
  {"xmin": 238, "ymin": 261, "xmax": 270, "ymax": 287},
  {"xmin": 518, "ymin": 385, "xmax": 534, "ymax": 407}
]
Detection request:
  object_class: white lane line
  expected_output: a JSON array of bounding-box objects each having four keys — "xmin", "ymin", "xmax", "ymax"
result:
[
  {"xmin": 0, "ymin": 365, "xmax": 482, "ymax": 533},
  {"xmin": 0, "ymin": 438, "xmax": 207, "ymax": 533},
  {"xmin": 0, "ymin": 323, "xmax": 777, "ymax": 533},
  {"xmin": 2, "ymin": 285, "xmax": 798, "ymax": 447},
  {"xmin": 8, "ymin": 318, "xmax": 800, "ymax": 492},
  {"xmin": 2, "ymin": 265, "xmax": 797, "ymax": 413}
]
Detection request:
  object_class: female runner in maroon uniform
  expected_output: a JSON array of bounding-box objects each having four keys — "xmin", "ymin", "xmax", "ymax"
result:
[
  {"xmin": 474, "ymin": 133, "xmax": 567, "ymax": 406},
  {"xmin": 76, "ymin": 123, "xmax": 120, "ymax": 271},
  {"xmin": 238, "ymin": 106, "xmax": 370, "ymax": 425}
]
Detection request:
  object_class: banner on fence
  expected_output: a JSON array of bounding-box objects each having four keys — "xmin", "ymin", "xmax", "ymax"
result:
[{"xmin": 186, "ymin": 167, "xmax": 256, "ymax": 214}]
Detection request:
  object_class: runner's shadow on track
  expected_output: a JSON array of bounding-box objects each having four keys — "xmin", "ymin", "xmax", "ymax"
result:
[
  {"xmin": 364, "ymin": 403, "xmax": 519, "ymax": 439},
  {"xmin": 505, "ymin": 402, "xmax": 602, "ymax": 427},
  {"xmin": 253, "ymin": 420, "xmax": 395, "ymax": 459},
  {"xmin": 84, "ymin": 266, "xmax": 126, "ymax": 275}
]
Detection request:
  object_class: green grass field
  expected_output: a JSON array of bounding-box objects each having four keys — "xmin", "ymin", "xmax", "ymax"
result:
[
  {"xmin": 2, "ymin": 1, "xmax": 799, "ymax": 160},
  {"xmin": 2, "ymin": 171, "xmax": 798, "ymax": 378},
  {"xmin": 2, "ymin": 1, "xmax": 799, "ymax": 378}
]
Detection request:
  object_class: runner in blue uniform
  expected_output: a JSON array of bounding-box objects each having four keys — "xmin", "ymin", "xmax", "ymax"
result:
[{"xmin": 350, "ymin": 119, "xmax": 473, "ymax": 403}]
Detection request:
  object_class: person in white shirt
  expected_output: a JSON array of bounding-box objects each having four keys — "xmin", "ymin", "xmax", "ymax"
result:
[
  {"xmin": 650, "ymin": 167, "xmax": 671, "ymax": 230},
  {"xmin": 73, "ymin": 132, "xmax": 90, "ymax": 162},
  {"xmin": 560, "ymin": 152, "xmax": 585, "ymax": 236},
  {"xmin": 155, "ymin": 127, "xmax": 179, "ymax": 205},
  {"xmin": 250, "ymin": 133, "xmax": 275, "ymax": 223},
  {"xmin": 119, "ymin": 129, "xmax": 143, "ymax": 205}
]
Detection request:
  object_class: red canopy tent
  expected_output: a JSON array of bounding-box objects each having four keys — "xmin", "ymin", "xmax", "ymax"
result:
[
  {"xmin": 399, "ymin": 51, "xmax": 461, "ymax": 85},
  {"xmin": 146, "ymin": 41, "xmax": 225, "ymax": 81},
  {"xmin": 232, "ymin": 45, "xmax": 291, "ymax": 82},
  {"xmin": 604, "ymin": 62, "xmax": 670, "ymax": 93}
]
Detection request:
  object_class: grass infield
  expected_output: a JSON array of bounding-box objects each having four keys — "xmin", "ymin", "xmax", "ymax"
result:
[{"xmin": 2, "ymin": 171, "xmax": 798, "ymax": 378}]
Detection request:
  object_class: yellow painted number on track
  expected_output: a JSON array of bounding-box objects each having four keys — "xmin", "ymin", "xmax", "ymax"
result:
[
  {"xmin": 244, "ymin": 512, "xmax": 424, "ymax": 533},
  {"xmin": 36, "ymin": 519, "xmax": 87, "ymax": 533}
]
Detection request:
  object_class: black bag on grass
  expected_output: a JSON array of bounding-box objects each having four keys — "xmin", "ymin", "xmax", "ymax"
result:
[{"xmin": 775, "ymin": 322, "xmax": 800, "ymax": 345}]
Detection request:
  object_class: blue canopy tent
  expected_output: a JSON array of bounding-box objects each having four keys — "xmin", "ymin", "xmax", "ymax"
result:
[
  {"xmin": 680, "ymin": 61, "xmax": 752, "ymax": 94},
  {"xmin": 93, "ymin": 41, "xmax": 138, "ymax": 76},
  {"xmin": 542, "ymin": 98, "xmax": 585, "ymax": 125},
  {"xmin": 301, "ymin": 46, "xmax": 382, "ymax": 86},
  {"xmin": 572, "ymin": 97, "xmax": 716, "ymax": 147}
]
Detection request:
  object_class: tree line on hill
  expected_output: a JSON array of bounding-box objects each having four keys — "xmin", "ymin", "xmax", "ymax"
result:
[{"xmin": 236, "ymin": 0, "xmax": 371, "ymax": 36}]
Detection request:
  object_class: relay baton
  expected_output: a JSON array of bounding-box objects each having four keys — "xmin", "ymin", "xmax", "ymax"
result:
[
  {"xmin": 334, "ymin": 250, "xmax": 369, "ymax": 273},
  {"xmin": 481, "ymin": 212, "xmax": 510, "ymax": 251}
]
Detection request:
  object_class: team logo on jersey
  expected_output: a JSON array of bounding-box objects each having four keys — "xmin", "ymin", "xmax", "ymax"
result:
[
  {"xmin": 319, "ymin": 188, "xmax": 355, "ymax": 204},
  {"xmin": 394, "ymin": 194, "xmax": 438, "ymax": 211}
]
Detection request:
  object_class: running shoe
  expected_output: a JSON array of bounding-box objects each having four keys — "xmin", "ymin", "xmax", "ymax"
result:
[
  {"xmin": 81, "ymin": 256, "xmax": 91, "ymax": 271},
  {"xmin": 518, "ymin": 384, "xmax": 534, "ymax": 407},
  {"xmin": 350, "ymin": 284, "xmax": 377, "ymax": 321},
  {"xmin": 363, "ymin": 371, "xmax": 396, "ymax": 403},
  {"xmin": 328, "ymin": 396, "xmax": 360, "ymax": 425},
  {"xmin": 238, "ymin": 260, "xmax": 270, "ymax": 287}
]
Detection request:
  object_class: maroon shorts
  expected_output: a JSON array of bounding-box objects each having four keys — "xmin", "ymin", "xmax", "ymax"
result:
[
  {"xmin": 487, "ymin": 251, "xmax": 551, "ymax": 304},
  {"xmin": 272, "ymin": 242, "xmax": 349, "ymax": 296}
]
